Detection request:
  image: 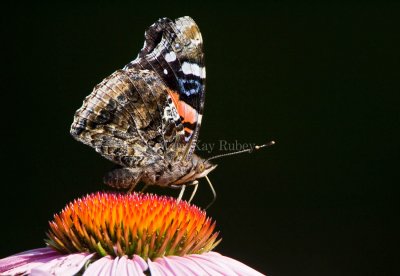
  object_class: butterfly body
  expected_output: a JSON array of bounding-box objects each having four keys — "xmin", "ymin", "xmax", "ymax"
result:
[
  {"xmin": 71, "ymin": 16, "xmax": 216, "ymax": 191},
  {"xmin": 102, "ymin": 154, "xmax": 216, "ymax": 189}
]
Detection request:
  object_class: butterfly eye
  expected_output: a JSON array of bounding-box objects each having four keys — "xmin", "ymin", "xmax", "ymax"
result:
[{"xmin": 198, "ymin": 163, "xmax": 205, "ymax": 172}]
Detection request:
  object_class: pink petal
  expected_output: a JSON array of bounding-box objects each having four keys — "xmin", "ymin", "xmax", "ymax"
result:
[
  {"xmin": 193, "ymin": 252, "xmax": 265, "ymax": 276},
  {"xmin": 1, "ymin": 259, "xmax": 57, "ymax": 276},
  {"xmin": 115, "ymin": 256, "xmax": 128, "ymax": 276},
  {"xmin": 115, "ymin": 255, "xmax": 143, "ymax": 276},
  {"xmin": 109, "ymin": 257, "xmax": 119, "ymax": 275},
  {"xmin": 100, "ymin": 257, "xmax": 114, "ymax": 275},
  {"xmin": 30, "ymin": 252, "xmax": 95, "ymax": 276},
  {"xmin": 0, "ymin": 247, "xmax": 63, "ymax": 275},
  {"xmin": 147, "ymin": 258, "xmax": 168, "ymax": 276},
  {"xmin": 111, "ymin": 256, "xmax": 146, "ymax": 276},
  {"xmin": 130, "ymin": 255, "xmax": 147, "ymax": 275},
  {"xmin": 29, "ymin": 270, "xmax": 53, "ymax": 276},
  {"xmin": 132, "ymin": 255, "xmax": 148, "ymax": 271},
  {"xmin": 154, "ymin": 256, "xmax": 202, "ymax": 275},
  {"xmin": 152, "ymin": 252, "xmax": 265, "ymax": 276},
  {"xmin": 113, "ymin": 255, "xmax": 148, "ymax": 276},
  {"xmin": 188, "ymin": 253, "xmax": 236, "ymax": 275},
  {"xmin": 176, "ymin": 254, "xmax": 226, "ymax": 275},
  {"xmin": 83, "ymin": 256, "xmax": 113, "ymax": 275},
  {"xmin": 82, "ymin": 255, "xmax": 148, "ymax": 276}
]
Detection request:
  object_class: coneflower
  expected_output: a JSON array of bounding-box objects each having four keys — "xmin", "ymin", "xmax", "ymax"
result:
[{"xmin": 0, "ymin": 192, "xmax": 264, "ymax": 275}]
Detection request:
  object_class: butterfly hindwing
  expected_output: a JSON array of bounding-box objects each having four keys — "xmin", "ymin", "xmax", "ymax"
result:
[{"xmin": 71, "ymin": 69, "xmax": 175, "ymax": 167}]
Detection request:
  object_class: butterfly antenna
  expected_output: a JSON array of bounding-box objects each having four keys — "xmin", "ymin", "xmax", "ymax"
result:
[
  {"xmin": 206, "ymin": 140, "xmax": 275, "ymax": 162},
  {"xmin": 205, "ymin": 175, "xmax": 216, "ymax": 210}
]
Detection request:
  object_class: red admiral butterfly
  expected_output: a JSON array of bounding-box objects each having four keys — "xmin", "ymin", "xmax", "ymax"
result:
[
  {"xmin": 71, "ymin": 16, "xmax": 215, "ymax": 200},
  {"xmin": 71, "ymin": 16, "xmax": 274, "ymax": 204}
]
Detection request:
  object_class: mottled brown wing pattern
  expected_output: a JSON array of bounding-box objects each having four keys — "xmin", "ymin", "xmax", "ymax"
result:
[
  {"xmin": 71, "ymin": 69, "xmax": 182, "ymax": 167},
  {"xmin": 71, "ymin": 16, "xmax": 205, "ymax": 170}
]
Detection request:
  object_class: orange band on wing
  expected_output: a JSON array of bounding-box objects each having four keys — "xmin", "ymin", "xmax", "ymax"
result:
[
  {"xmin": 167, "ymin": 89, "xmax": 198, "ymax": 125},
  {"xmin": 184, "ymin": 126, "xmax": 193, "ymax": 133}
]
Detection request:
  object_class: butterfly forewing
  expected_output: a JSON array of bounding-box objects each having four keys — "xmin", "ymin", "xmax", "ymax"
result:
[{"xmin": 125, "ymin": 16, "xmax": 205, "ymax": 159}]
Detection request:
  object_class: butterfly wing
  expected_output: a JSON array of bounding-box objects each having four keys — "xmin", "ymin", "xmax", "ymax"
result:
[
  {"xmin": 71, "ymin": 69, "xmax": 166, "ymax": 167},
  {"xmin": 125, "ymin": 16, "xmax": 206, "ymax": 160},
  {"xmin": 71, "ymin": 16, "xmax": 205, "ymax": 167}
]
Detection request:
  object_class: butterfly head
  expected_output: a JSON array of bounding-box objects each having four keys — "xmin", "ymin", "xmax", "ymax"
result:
[{"xmin": 191, "ymin": 154, "xmax": 217, "ymax": 179}]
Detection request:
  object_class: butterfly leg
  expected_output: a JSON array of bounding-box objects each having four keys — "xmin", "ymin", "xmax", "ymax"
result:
[
  {"xmin": 177, "ymin": 185, "xmax": 186, "ymax": 203},
  {"xmin": 103, "ymin": 168, "xmax": 142, "ymax": 192},
  {"xmin": 127, "ymin": 180, "xmax": 141, "ymax": 194},
  {"xmin": 187, "ymin": 180, "xmax": 199, "ymax": 203},
  {"xmin": 174, "ymin": 181, "xmax": 198, "ymax": 204},
  {"xmin": 140, "ymin": 184, "xmax": 149, "ymax": 193}
]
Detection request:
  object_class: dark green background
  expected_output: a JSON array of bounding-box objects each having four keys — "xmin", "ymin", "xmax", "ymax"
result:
[{"xmin": 2, "ymin": 2, "xmax": 399, "ymax": 275}]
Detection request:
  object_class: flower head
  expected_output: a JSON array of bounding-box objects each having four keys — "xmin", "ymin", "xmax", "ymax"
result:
[
  {"xmin": 0, "ymin": 192, "xmax": 264, "ymax": 275},
  {"xmin": 46, "ymin": 192, "xmax": 220, "ymax": 259}
]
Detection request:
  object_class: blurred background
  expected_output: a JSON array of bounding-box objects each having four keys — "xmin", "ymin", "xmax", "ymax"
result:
[{"xmin": 2, "ymin": 1, "xmax": 399, "ymax": 275}]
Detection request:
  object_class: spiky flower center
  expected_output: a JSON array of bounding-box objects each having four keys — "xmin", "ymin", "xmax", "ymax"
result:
[{"xmin": 46, "ymin": 192, "xmax": 220, "ymax": 260}]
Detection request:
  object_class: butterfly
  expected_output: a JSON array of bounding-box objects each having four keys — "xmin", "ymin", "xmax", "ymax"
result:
[{"xmin": 70, "ymin": 16, "xmax": 217, "ymax": 201}]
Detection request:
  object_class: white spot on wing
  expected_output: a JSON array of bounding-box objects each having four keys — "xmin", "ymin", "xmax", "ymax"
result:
[
  {"xmin": 191, "ymin": 38, "xmax": 202, "ymax": 46},
  {"xmin": 182, "ymin": 62, "xmax": 204, "ymax": 78},
  {"xmin": 163, "ymin": 69, "xmax": 168, "ymax": 75},
  {"xmin": 201, "ymin": 67, "xmax": 206, "ymax": 78},
  {"xmin": 163, "ymin": 104, "xmax": 179, "ymax": 123},
  {"xmin": 165, "ymin": 52, "xmax": 176, "ymax": 62}
]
